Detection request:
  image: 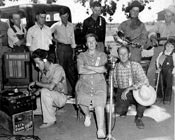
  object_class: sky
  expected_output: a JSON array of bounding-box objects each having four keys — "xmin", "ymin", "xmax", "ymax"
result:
[{"xmin": 3, "ymin": 0, "xmax": 175, "ymax": 23}]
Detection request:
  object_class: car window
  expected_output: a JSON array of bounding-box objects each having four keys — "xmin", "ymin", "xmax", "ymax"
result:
[{"xmin": 53, "ymin": 13, "xmax": 61, "ymax": 21}]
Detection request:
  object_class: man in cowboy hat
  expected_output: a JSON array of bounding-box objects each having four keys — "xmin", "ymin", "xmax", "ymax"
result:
[
  {"xmin": 115, "ymin": 1, "xmax": 148, "ymax": 63},
  {"xmin": 147, "ymin": 4, "xmax": 175, "ymax": 87},
  {"xmin": 113, "ymin": 46, "xmax": 156, "ymax": 129}
]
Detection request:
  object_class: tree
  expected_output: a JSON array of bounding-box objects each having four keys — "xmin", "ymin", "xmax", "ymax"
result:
[
  {"xmin": 74, "ymin": 0, "xmax": 155, "ymax": 21},
  {"xmin": 0, "ymin": 0, "xmax": 5, "ymax": 6}
]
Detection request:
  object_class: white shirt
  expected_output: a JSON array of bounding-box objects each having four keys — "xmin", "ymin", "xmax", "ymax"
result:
[
  {"xmin": 26, "ymin": 23, "xmax": 52, "ymax": 52},
  {"xmin": 7, "ymin": 24, "xmax": 26, "ymax": 48},
  {"xmin": 50, "ymin": 22, "xmax": 76, "ymax": 48},
  {"xmin": 148, "ymin": 21, "xmax": 175, "ymax": 40}
]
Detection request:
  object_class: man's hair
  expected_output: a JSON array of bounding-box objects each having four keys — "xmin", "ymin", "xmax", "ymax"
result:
[
  {"xmin": 91, "ymin": 1, "xmax": 101, "ymax": 8},
  {"xmin": 59, "ymin": 7, "xmax": 69, "ymax": 16},
  {"xmin": 12, "ymin": 11, "xmax": 22, "ymax": 18},
  {"xmin": 36, "ymin": 9, "xmax": 46, "ymax": 15},
  {"xmin": 32, "ymin": 49, "xmax": 55, "ymax": 63},
  {"xmin": 85, "ymin": 33, "xmax": 98, "ymax": 42},
  {"xmin": 117, "ymin": 45, "xmax": 130, "ymax": 54}
]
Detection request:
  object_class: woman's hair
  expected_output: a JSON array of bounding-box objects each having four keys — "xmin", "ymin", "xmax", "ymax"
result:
[
  {"xmin": 164, "ymin": 38, "xmax": 175, "ymax": 51},
  {"xmin": 85, "ymin": 33, "xmax": 98, "ymax": 42},
  {"xmin": 32, "ymin": 49, "xmax": 55, "ymax": 63}
]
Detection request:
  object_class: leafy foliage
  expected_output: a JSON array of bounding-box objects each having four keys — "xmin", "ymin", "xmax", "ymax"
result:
[{"xmin": 75, "ymin": 0, "xmax": 155, "ymax": 18}]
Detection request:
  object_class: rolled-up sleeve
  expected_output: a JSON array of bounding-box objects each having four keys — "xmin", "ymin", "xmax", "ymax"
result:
[{"xmin": 52, "ymin": 67, "xmax": 63, "ymax": 84}]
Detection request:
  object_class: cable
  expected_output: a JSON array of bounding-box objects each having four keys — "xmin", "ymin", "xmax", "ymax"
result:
[{"xmin": 0, "ymin": 134, "xmax": 41, "ymax": 140}]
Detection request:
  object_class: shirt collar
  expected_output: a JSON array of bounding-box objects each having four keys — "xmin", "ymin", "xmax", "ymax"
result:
[
  {"xmin": 35, "ymin": 23, "xmax": 46, "ymax": 29},
  {"xmin": 13, "ymin": 24, "xmax": 22, "ymax": 30},
  {"xmin": 61, "ymin": 21, "xmax": 71, "ymax": 27},
  {"xmin": 48, "ymin": 63, "xmax": 54, "ymax": 72},
  {"xmin": 90, "ymin": 14, "xmax": 100, "ymax": 21},
  {"xmin": 45, "ymin": 63, "xmax": 55, "ymax": 77},
  {"xmin": 119, "ymin": 61, "xmax": 131, "ymax": 68}
]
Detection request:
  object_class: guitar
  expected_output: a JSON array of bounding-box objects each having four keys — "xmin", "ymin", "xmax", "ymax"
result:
[{"xmin": 113, "ymin": 31, "xmax": 142, "ymax": 48}]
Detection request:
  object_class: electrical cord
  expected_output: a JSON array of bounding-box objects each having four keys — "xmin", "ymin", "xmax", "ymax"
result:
[{"xmin": 0, "ymin": 134, "xmax": 41, "ymax": 140}]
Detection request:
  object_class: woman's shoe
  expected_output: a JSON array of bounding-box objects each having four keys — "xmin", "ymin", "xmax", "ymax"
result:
[{"xmin": 97, "ymin": 129, "xmax": 105, "ymax": 139}]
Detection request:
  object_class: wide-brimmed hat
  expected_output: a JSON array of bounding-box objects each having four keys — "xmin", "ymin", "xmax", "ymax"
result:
[
  {"xmin": 133, "ymin": 85, "xmax": 157, "ymax": 106},
  {"xmin": 165, "ymin": 5, "xmax": 175, "ymax": 15},
  {"xmin": 125, "ymin": 1, "xmax": 145, "ymax": 13}
]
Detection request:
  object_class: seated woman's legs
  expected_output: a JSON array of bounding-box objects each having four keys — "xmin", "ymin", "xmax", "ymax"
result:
[
  {"xmin": 80, "ymin": 105, "xmax": 91, "ymax": 127},
  {"xmin": 95, "ymin": 106, "xmax": 105, "ymax": 138}
]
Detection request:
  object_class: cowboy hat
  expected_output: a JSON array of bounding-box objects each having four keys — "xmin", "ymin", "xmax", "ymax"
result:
[
  {"xmin": 125, "ymin": 1, "xmax": 145, "ymax": 13},
  {"xmin": 165, "ymin": 5, "xmax": 175, "ymax": 15},
  {"xmin": 133, "ymin": 85, "xmax": 157, "ymax": 106}
]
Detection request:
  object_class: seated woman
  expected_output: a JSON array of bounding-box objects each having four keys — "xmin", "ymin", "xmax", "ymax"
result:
[
  {"xmin": 156, "ymin": 38, "xmax": 175, "ymax": 104},
  {"xmin": 76, "ymin": 33, "xmax": 107, "ymax": 139}
]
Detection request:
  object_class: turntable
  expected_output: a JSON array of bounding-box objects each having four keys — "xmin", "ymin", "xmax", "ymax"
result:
[{"xmin": 1, "ymin": 90, "xmax": 28, "ymax": 101}]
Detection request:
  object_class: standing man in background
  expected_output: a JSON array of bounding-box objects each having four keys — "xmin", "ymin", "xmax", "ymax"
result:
[
  {"xmin": 26, "ymin": 10, "xmax": 52, "ymax": 53},
  {"xmin": 116, "ymin": 1, "xmax": 148, "ymax": 63},
  {"xmin": 7, "ymin": 11, "xmax": 27, "ymax": 52},
  {"xmin": 26, "ymin": 10, "xmax": 53, "ymax": 81},
  {"xmin": 51, "ymin": 7, "xmax": 77, "ymax": 97},
  {"xmin": 82, "ymin": 1, "xmax": 106, "ymax": 52}
]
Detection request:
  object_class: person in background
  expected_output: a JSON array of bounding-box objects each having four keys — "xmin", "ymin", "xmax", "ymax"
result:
[
  {"xmin": 156, "ymin": 38, "xmax": 175, "ymax": 104},
  {"xmin": 82, "ymin": 1, "xmax": 106, "ymax": 52},
  {"xmin": 113, "ymin": 46, "xmax": 149, "ymax": 129},
  {"xmin": 26, "ymin": 10, "xmax": 52, "ymax": 53},
  {"xmin": 26, "ymin": 9, "xmax": 53, "ymax": 81},
  {"xmin": 115, "ymin": 1, "xmax": 148, "ymax": 63},
  {"xmin": 147, "ymin": 5, "xmax": 175, "ymax": 87},
  {"xmin": 7, "ymin": 11, "xmax": 27, "ymax": 52},
  {"xmin": 50, "ymin": 7, "xmax": 77, "ymax": 97},
  {"xmin": 76, "ymin": 33, "xmax": 107, "ymax": 139},
  {"xmin": 0, "ymin": 10, "xmax": 10, "ymax": 91},
  {"xmin": 29, "ymin": 49, "xmax": 67, "ymax": 129}
]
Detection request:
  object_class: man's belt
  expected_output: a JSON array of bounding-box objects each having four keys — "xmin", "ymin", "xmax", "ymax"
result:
[{"xmin": 57, "ymin": 42, "xmax": 71, "ymax": 47}]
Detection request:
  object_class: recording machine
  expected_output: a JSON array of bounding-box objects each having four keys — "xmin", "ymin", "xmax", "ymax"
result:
[
  {"xmin": 0, "ymin": 88, "xmax": 37, "ymax": 134},
  {"xmin": 0, "ymin": 89, "xmax": 36, "ymax": 116}
]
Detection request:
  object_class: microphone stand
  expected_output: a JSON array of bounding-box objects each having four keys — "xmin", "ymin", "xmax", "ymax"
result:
[{"xmin": 106, "ymin": 60, "xmax": 116, "ymax": 140}]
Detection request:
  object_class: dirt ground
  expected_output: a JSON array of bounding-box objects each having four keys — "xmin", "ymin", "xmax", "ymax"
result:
[{"xmin": 0, "ymin": 94, "xmax": 173, "ymax": 140}]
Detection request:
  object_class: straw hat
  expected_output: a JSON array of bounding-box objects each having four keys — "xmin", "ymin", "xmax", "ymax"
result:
[
  {"xmin": 133, "ymin": 85, "xmax": 157, "ymax": 106},
  {"xmin": 165, "ymin": 5, "xmax": 175, "ymax": 15},
  {"xmin": 125, "ymin": 1, "xmax": 145, "ymax": 13}
]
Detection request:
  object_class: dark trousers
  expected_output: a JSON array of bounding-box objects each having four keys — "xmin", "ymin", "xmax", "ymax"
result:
[
  {"xmin": 157, "ymin": 68, "xmax": 173, "ymax": 102},
  {"xmin": 114, "ymin": 88, "xmax": 146, "ymax": 118},
  {"xmin": 12, "ymin": 45, "xmax": 29, "ymax": 52},
  {"xmin": 56, "ymin": 43, "xmax": 78, "ymax": 96}
]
